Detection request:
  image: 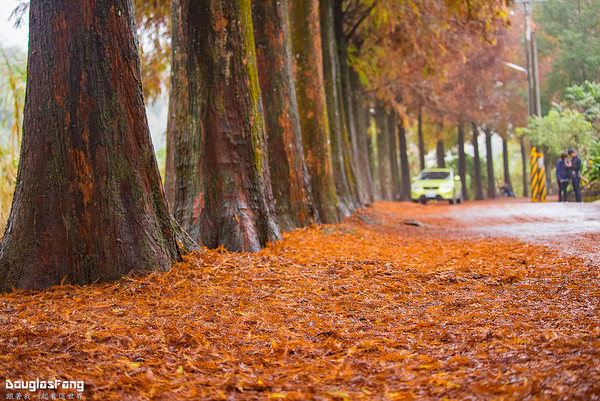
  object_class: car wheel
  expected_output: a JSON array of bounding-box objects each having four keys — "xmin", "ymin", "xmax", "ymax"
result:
[{"xmin": 420, "ymin": 199, "xmax": 427, "ymax": 205}]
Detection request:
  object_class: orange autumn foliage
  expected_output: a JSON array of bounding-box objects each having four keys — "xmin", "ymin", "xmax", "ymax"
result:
[{"xmin": 1, "ymin": 202, "xmax": 598, "ymax": 400}]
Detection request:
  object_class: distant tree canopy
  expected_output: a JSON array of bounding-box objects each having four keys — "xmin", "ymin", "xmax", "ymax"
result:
[
  {"xmin": 346, "ymin": 0, "xmax": 512, "ymax": 117},
  {"xmin": 565, "ymin": 81, "xmax": 600, "ymax": 132},
  {"xmin": 536, "ymin": 0, "xmax": 600, "ymax": 106},
  {"xmin": 518, "ymin": 80, "xmax": 600, "ymax": 165},
  {"xmin": 518, "ymin": 107, "xmax": 594, "ymax": 163}
]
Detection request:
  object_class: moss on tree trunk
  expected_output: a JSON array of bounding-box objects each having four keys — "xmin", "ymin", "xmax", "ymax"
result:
[
  {"xmin": 349, "ymin": 68, "xmax": 374, "ymax": 204},
  {"xmin": 166, "ymin": 0, "xmax": 280, "ymax": 252},
  {"xmin": 0, "ymin": 0, "xmax": 186, "ymax": 292},
  {"xmin": 290, "ymin": 0, "xmax": 339, "ymax": 223},
  {"xmin": 252, "ymin": 0, "xmax": 319, "ymax": 232},
  {"xmin": 375, "ymin": 105, "xmax": 390, "ymax": 201},
  {"xmin": 320, "ymin": 0, "xmax": 356, "ymax": 217},
  {"xmin": 388, "ymin": 112, "xmax": 401, "ymax": 201}
]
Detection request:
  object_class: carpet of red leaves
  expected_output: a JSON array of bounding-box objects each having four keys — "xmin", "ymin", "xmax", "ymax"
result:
[{"xmin": 1, "ymin": 202, "xmax": 599, "ymax": 400}]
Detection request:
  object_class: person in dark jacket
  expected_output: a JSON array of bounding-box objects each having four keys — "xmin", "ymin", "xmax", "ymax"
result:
[
  {"xmin": 556, "ymin": 152, "xmax": 571, "ymax": 202},
  {"xmin": 568, "ymin": 149, "xmax": 582, "ymax": 202}
]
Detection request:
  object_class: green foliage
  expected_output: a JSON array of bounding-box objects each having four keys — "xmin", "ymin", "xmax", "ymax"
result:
[
  {"xmin": 517, "ymin": 107, "xmax": 594, "ymax": 163},
  {"xmin": 155, "ymin": 146, "xmax": 166, "ymax": 183},
  {"xmin": 564, "ymin": 81, "xmax": 600, "ymax": 130},
  {"xmin": 536, "ymin": 0, "xmax": 600, "ymax": 105},
  {"xmin": 0, "ymin": 145, "xmax": 19, "ymax": 230},
  {"xmin": 584, "ymin": 156, "xmax": 600, "ymax": 182},
  {"xmin": 0, "ymin": 46, "xmax": 26, "ymax": 234},
  {"xmin": 0, "ymin": 47, "xmax": 26, "ymax": 150}
]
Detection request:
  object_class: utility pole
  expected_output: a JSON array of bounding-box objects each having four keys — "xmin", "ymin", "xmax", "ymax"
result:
[
  {"xmin": 517, "ymin": 0, "xmax": 545, "ymax": 117},
  {"xmin": 516, "ymin": 0, "xmax": 546, "ymax": 201}
]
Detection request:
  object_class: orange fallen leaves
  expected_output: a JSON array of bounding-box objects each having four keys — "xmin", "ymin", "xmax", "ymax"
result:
[{"xmin": 0, "ymin": 202, "xmax": 599, "ymax": 400}]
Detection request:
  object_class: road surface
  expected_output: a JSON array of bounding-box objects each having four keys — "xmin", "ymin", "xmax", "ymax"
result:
[{"xmin": 401, "ymin": 197, "xmax": 600, "ymax": 266}]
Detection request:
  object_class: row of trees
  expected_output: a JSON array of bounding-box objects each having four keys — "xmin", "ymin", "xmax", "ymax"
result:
[
  {"xmin": 0, "ymin": 0, "xmax": 514, "ymax": 291},
  {"xmin": 519, "ymin": 81, "xmax": 600, "ymax": 174},
  {"xmin": 516, "ymin": 0, "xmax": 600, "ymax": 188},
  {"xmin": 355, "ymin": 0, "xmax": 527, "ymax": 202}
]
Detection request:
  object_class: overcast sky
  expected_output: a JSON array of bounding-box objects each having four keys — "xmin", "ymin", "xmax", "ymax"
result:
[{"xmin": 0, "ymin": 1, "xmax": 28, "ymax": 51}]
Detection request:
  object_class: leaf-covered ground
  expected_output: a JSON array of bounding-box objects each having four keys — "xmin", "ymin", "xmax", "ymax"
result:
[{"xmin": 1, "ymin": 201, "xmax": 599, "ymax": 400}]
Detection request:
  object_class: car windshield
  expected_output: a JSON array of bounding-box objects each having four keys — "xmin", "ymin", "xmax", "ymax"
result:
[{"xmin": 419, "ymin": 171, "xmax": 450, "ymax": 180}]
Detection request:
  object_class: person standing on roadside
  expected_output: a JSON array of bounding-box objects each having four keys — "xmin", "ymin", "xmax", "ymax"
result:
[
  {"xmin": 568, "ymin": 149, "xmax": 582, "ymax": 202},
  {"xmin": 556, "ymin": 153, "xmax": 571, "ymax": 202}
]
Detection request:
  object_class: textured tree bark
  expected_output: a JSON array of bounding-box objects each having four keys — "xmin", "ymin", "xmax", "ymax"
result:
[
  {"xmin": 485, "ymin": 128, "xmax": 496, "ymax": 199},
  {"xmin": 350, "ymin": 69, "xmax": 374, "ymax": 204},
  {"xmin": 252, "ymin": 0, "xmax": 319, "ymax": 232},
  {"xmin": 502, "ymin": 137, "xmax": 512, "ymax": 187},
  {"xmin": 320, "ymin": 0, "xmax": 356, "ymax": 217},
  {"xmin": 0, "ymin": 0, "xmax": 186, "ymax": 292},
  {"xmin": 520, "ymin": 137, "xmax": 529, "ymax": 197},
  {"xmin": 457, "ymin": 121, "xmax": 469, "ymax": 200},
  {"xmin": 418, "ymin": 111, "xmax": 426, "ymax": 171},
  {"xmin": 366, "ymin": 130, "xmax": 377, "ymax": 201},
  {"xmin": 365, "ymin": 106, "xmax": 378, "ymax": 201},
  {"xmin": 397, "ymin": 119, "xmax": 411, "ymax": 201},
  {"xmin": 375, "ymin": 105, "xmax": 390, "ymax": 200},
  {"xmin": 472, "ymin": 122, "xmax": 485, "ymax": 201},
  {"xmin": 333, "ymin": 0, "xmax": 366, "ymax": 206},
  {"xmin": 436, "ymin": 139, "xmax": 446, "ymax": 168},
  {"xmin": 388, "ymin": 112, "xmax": 401, "ymax": 201},
  {"xmin": 166, "ymin": 0, "xmax": 281, "ymax": 252},
  {"xmin": 290, "ymin": 0, "xmax": 339, "ymax": 223}
]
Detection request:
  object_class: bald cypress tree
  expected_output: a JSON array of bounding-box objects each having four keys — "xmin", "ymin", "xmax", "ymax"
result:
[
  {"xmin": 166, "ymin": 0, "xmax": 280, "ymax": 252},
  {"xmin": 290, "ymin": 0, "xmax": 340, "ymax": 223},
  {"xmin": 0, "ymin": 0, "xmax": 187, "ymax": 292},
  {"xmin": 252, "ymin": 0, "xmax": 319, "ymax": 232}
]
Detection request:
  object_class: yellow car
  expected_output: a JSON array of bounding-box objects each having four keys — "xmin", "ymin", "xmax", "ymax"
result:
[{"xmin": 411, "ymin": 168, "xmax": 463, "ymax": 204}]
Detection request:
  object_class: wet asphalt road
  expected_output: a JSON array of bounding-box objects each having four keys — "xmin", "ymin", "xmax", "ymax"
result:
[{"xmin": 442, "ymin": 198, "xmax": 600, "ymax": 266}]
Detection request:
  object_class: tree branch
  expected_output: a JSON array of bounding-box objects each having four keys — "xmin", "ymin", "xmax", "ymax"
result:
[{"xmin": 345, "ymin": 2, "xmax": 377, "ymax": 41}]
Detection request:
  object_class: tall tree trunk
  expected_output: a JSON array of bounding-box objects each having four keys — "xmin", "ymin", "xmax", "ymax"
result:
[
  {"xmin": 333, "ymin": 0, "xmax": 365, "ymax": 206},
  {"xmin": 520, "ymin": 137, "xmax": 528, "ymax": 197},
  {"xmin": 166, "ymin": 0, "xmax": 280, "ymax": 252},
  {"xmin": 349, "ymin": 67, "xmax": 374, "ymax": 204},
  {"xmin": 290, "ymin": 0, "xmax": 339, "ymax": 223},
  {"xmin": 436, "ymin": 140, "xmax": 446, "ymax": 168},
  {"xmin": 252, "ymin": 0, "xmax": 318, "ymax": 232},
  {"xmin": 366, "ymin": 106, "xmax": 378, "ymax": 201},
  {"xmin": 485, "ymin": 128, "xmax": 496, "ymax": 199},
  {"xmin": 0, "ymin": 0, "xmax": 186, "ymax": 292},
  {"xmin": 375, "ymin": 105, "xmax": 389, "ymax": 200},
  {"xmin": 457, "ymin": 121, "xmax": 469, "ymax": 200},
  {"xmin": 502, "ymin": 136, "xmax": 511, "ymax": 187},
  {"xmin": 418, "ymin": 111, "xmax": 425, "ymax": 171},
  {"xmin": 388, "ymin": 112, "xmax": 401, "ymax": 201},
  {"xmin": 472, "ymin": 122, "xmax": 484, "ymax": 200},
  {"xmin": 398, "ymin": 118, "xmax": 411, "ymax": 201},
  {"xmin": 320, "ymin": 0, "xmax": 355, "ymax": 216}
]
